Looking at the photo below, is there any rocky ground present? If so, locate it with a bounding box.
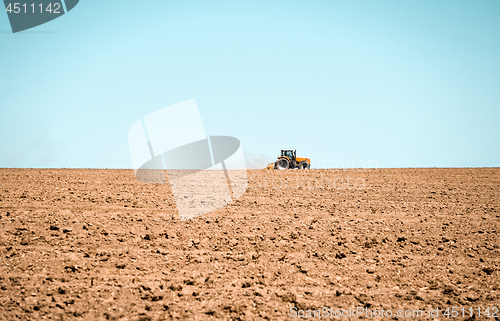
[0,168,499,320]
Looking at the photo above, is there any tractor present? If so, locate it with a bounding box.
[267,149,310,170]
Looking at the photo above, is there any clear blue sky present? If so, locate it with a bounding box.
[1,0,499,168]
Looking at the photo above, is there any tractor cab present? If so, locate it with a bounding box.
[281,149,296,159]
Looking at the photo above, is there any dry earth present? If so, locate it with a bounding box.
[0,168,499,320]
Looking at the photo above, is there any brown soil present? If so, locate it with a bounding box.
[0,168,499,320]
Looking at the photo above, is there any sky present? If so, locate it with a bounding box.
[0,0,499,169]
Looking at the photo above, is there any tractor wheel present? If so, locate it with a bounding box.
[276,158,289,170]
[299,161,310,169]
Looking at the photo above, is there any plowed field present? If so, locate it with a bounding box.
[0,168,499,320]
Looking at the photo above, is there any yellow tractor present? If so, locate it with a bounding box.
[267,149,311,170]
